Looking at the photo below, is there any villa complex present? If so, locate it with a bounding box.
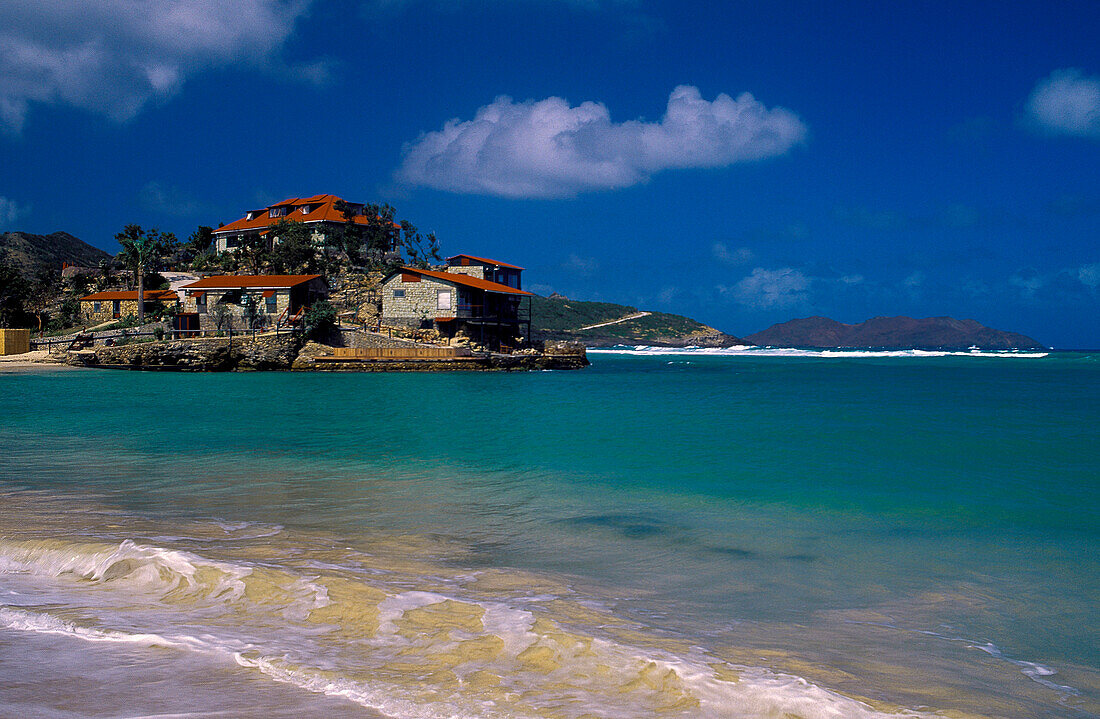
[212,195,385,253]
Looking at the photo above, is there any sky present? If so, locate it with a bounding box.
[1,0,1098,347]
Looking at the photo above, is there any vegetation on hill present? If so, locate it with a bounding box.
[0,231,110,278]
[529,295,742,347]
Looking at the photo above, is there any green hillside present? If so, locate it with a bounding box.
[0,231,111,278]
[529,295,743,347]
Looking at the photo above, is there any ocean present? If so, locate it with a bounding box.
[0,349,1097,718]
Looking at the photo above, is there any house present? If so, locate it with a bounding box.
[381,266,532,349]
[179,275,327,330]
[213,194,390,253]
[444,255,523,289]
[79,289,179,324]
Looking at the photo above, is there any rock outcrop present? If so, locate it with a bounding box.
[67,334,588,371]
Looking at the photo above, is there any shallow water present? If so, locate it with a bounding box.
[1,351,1097,717]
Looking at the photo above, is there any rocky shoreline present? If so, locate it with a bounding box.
[64,335,588,372]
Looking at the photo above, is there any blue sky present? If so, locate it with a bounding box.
[2,0,1098,346]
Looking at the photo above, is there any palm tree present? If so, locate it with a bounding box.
[115,225,174,325]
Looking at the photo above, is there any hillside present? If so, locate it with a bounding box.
[746,316,1044,350]
[0,231,111,277]
[530,295,743,347]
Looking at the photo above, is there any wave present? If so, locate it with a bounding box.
[588,345,1050,358]
[0,534,935,719]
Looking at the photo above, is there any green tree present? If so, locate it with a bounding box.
[236,232,269,274]
[187,225,214,254]
[0,255,31,328]
[399,221,441,269]
[302,299,337,341]
[360,203,402,268]
[115,225,174,324]
[269,219,318,274]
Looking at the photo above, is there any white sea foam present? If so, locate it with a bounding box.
[588,345,1049,358]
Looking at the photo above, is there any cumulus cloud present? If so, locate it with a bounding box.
[712,242,753,265]
[563,253,599,276]
[0,196,29,227]
[1024,69,1100,138]
[0,1,312,132]
[1079,263,1100,289]
[139,181,201,216]
[720,267,810,310]
[396,85,807,198]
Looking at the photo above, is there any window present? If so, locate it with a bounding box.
[393,289,405,298]
[268,206,287,218]
[246,211,257,220]
[265,294,277,313]
[299,204,311,214]
[112,300,121,318]
[226,235,239,249]
[437,291,452,311]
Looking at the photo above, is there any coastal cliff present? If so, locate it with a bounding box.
[746,316,1045,350]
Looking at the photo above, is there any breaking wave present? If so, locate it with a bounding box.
[589,345,1050,358]
[0,532,934,719]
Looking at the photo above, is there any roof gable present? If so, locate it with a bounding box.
[181,274,322,290]
[387,267,531,295]
[446,254,524,270]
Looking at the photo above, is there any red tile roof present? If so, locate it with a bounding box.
[447,254,525,270]
[395,267,531,295]
[181,275,322,290]
[80,289,178,302]
[214,195,383,234]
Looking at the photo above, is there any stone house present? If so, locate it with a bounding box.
[380,266,532,349]
[212,194,391,253]
[79,289,179,324]
[179,275,327,330]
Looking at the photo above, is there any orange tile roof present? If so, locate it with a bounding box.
[395,267,531,295]
[214,195,384,234]
[80,289,178,302]
[181,275,322,290]
[447,254,525,270]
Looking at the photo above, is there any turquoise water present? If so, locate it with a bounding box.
[0,351,1097,717]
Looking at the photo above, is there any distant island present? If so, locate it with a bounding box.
[745,315,1045,350]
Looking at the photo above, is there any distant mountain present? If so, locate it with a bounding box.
[746,316,1045,350]
[530,295,744,347]
[0,231,111,278]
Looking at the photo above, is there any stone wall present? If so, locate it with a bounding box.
[346,329,437,349]
[81,298,178,325]
[381,274,456,325]
[444,266,485,280]
[183,290,292,330]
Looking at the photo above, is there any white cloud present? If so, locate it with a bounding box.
[1025,68,1100,138]
[903,271,925,289]
[720,267,810,309]
[0,1,312,132]
[397,85,807,198]
[1079,263,1100,289]
[139,181,201,216]
[712,242,754,265]
[0,196,29,227]
[563,253,599,276]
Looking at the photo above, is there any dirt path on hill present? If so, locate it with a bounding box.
[577,312,651,331]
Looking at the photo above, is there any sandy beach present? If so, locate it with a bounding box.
[0,350,72,373]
